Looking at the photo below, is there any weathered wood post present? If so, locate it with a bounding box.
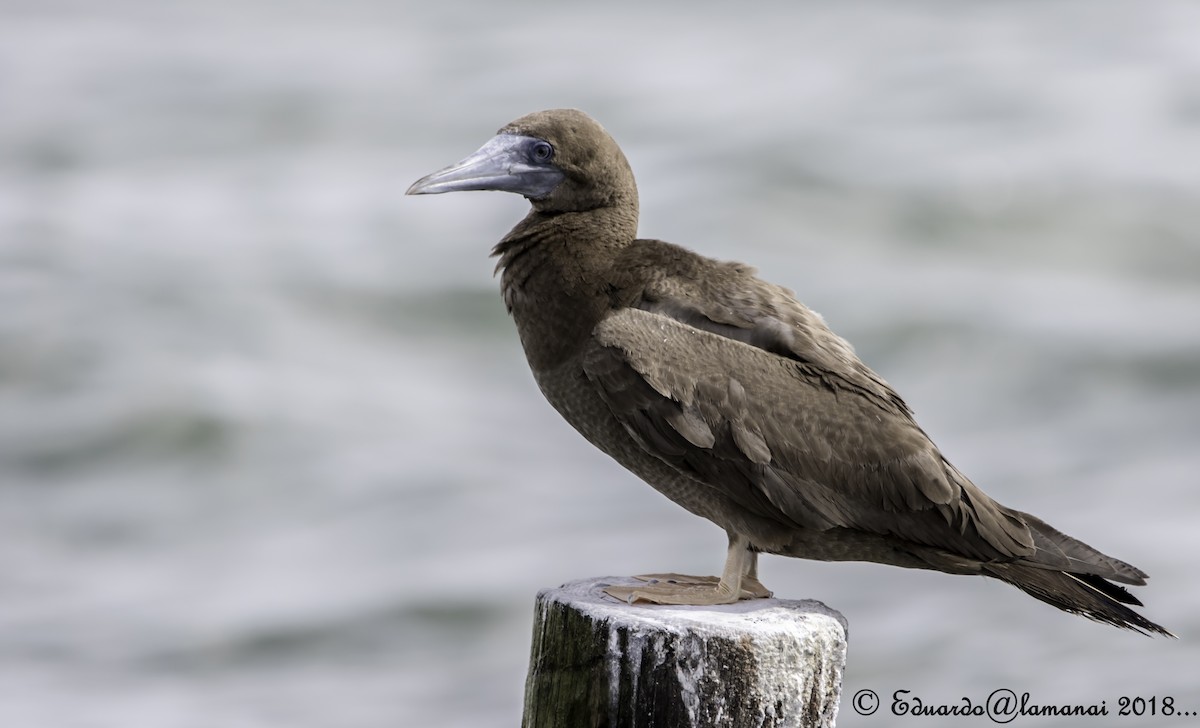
[522,577,848,728]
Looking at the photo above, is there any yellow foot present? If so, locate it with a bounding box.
[603,573,773,606]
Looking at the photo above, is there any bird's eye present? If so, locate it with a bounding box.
[531,141,554,163]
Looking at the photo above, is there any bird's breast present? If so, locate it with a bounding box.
[530,357,701,507]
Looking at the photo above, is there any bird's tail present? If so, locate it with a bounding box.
[983,511,1173,637]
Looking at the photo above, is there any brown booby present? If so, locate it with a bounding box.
[408,109,1170,635]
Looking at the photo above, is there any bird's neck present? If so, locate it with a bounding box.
[490,206,637,371]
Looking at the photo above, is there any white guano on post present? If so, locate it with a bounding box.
[522,577,849,728]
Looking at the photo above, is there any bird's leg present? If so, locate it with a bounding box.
[741,549,773,599]
[602,532,772,605]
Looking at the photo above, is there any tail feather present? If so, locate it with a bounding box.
[1015,510,1148,585]
[1074,572,1142,607]
[984,562,1172,637]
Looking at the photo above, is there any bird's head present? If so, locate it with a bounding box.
[407,108,636,214]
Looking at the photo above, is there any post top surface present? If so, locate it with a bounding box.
[539,576,849,639]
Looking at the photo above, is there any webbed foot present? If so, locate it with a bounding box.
[603,572,772,605]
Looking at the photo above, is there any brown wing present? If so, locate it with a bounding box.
[585,296,1037,563]
[621,239,907,412]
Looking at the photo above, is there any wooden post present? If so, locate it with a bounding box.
[522,577,848,728]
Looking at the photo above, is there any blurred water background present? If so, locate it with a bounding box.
[3,1,1199,726]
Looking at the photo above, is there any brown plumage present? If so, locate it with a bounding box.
[408,108,1170,636]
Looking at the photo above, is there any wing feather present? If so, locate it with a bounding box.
[585,265,1036,561]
